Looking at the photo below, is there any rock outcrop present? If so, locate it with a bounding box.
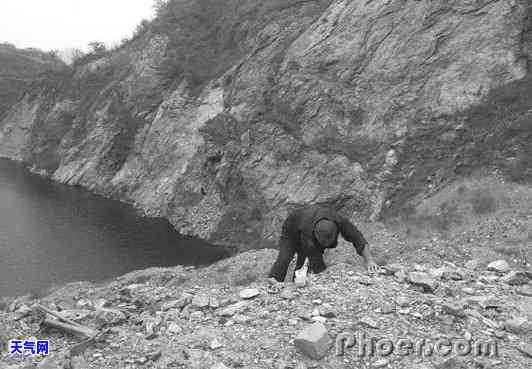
[0,0,531,247]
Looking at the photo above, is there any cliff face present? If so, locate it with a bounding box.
[0,0,531,248]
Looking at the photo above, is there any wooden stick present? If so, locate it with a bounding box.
[70,337,96,357]
[42,318,98,339]
[34,304,86,328]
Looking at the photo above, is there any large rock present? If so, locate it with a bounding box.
[504,317,531,335]
[487,260,510,273]
[239,288,260,300]
[192,294,210,309]
[294,323,331,360]
[408,272,439,293]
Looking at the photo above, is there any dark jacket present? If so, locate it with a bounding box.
[280,205,367,255]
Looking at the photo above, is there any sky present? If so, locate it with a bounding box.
[0,0,156,52]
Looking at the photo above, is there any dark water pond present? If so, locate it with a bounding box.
[0,158,231,297]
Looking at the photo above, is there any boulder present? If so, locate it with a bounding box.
[487,260,510,273]
[516,286,532,297]
[408,272,439,293]
[504,317,530,335]
[294,323,331,360]
[192,294,210,309]
[239,288,260,300]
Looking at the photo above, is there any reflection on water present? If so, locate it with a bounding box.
[0,159,231,297]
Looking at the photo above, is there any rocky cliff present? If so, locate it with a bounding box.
[0,0,531,248]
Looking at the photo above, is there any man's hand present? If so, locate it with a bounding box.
[361,245,379,274]
[366,260,379,274]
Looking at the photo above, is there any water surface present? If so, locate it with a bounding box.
[0,158,231,297]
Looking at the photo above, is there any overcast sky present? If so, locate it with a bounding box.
[0,0,155,51]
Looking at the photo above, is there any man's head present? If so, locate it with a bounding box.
[313,219,338,248]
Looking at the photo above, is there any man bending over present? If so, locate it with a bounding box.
[268,205,378,282]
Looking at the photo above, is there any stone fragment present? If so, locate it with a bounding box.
[396,296,410,307]
[75,299,94,310]
[14,304,32,320]
[217,301,249,317]
[37,356,61,369]
[501,271,529,286]
[429,267,448,280]
[465,259,480,270]
[280,288,295,300]
[145,316,162,339]
[487,260,510,273]
[190,311,205,322]
[504,317,530,334]
[394,269,408,282]
[211,364,231,369]
[517,343,532,357]
[380,302,394,314]
[373,358,389,368]
[441,301,466,318]
[408,272,438,293]
[70,355,89,369]
[95,307,126,325]
[146,349,162,361]
[210,338,223,350]
[384,263,405,274]
[312,316,327,324]
[58,309,92,322]
[192,294,210,308]
[516,286,532,297]
[209,296,220,308]
[319,305,336,318]
[167,323,182,335]
[176,293,193,308]
[294,323,331,360]
[233,314,251,324]
[480,275,499,284]
[239,288,260,299]
[434,357,468,369]
[360,317,379,329]
[161,300,181,311]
